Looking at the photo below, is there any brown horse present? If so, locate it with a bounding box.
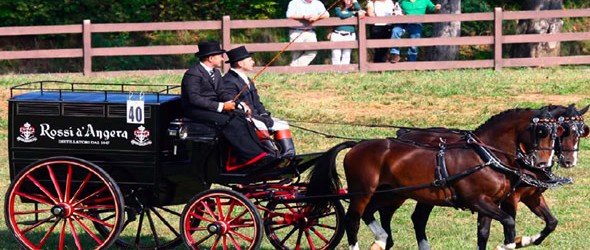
[306,107,562,250]
[362,104,588,250]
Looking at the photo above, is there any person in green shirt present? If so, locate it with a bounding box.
[330,0,365,65]
[389,0,441,63]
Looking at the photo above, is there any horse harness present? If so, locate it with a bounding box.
[424,125,569,209]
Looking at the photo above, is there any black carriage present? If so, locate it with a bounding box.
[5,81,345,250]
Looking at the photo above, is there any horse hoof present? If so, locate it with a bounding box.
[494,243,516,250]
[515,236,523,248]
[370,242,384,250]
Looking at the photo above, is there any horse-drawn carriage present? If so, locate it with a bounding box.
[5,80,589,250]
[5,81,344,249]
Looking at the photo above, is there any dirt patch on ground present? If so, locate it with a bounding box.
[514,94,586,105]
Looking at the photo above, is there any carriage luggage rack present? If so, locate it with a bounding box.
[10,80,180,102]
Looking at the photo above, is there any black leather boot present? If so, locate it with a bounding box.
[276,138,296,157]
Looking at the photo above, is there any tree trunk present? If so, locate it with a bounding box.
[509,0,563,58]
[427,0,461,61]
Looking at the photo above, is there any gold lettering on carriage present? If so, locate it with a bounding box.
[39,123,129,141]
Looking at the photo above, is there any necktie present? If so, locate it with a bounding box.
[209,70,215,81]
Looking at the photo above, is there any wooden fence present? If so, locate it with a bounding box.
[0,7,589,76]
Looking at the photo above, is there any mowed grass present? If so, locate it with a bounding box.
[1,67,590,249]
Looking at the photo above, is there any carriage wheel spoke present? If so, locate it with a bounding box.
[305,229,316,250]
[228,209,249,224]
[70,172,93,203]
[59,219,67,250]
[25,175,59,204]
[74,211,113,228]
[146,209,162,246]
[295,227,304,249]
[73,186,108,206]
[46,165,65,202]
[36,217,61,248]
[14,208,50,215]
[73,215,104,244]
[216,196,225,221]
[15,191,53,205]
[65,165,73,202]
[21,215,57,234]
[280,226,299,245]
[228,228,253,242]
[228,234,243,250]
[68,218,83,250]
[210,235,221,249]
[151,207,180,237]
[309,226,330,243]
[134,208,146,246]
[313,223,337,230]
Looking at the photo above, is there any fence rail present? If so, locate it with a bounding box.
[0,7,589,75]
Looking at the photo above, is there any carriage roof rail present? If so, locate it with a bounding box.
[10,80,181,102]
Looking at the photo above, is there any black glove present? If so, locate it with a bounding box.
[256,114,274,128]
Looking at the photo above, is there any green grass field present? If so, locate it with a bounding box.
[1,67,589,249]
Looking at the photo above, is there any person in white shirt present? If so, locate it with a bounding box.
[286,0,330,66]
[366,0,395,62]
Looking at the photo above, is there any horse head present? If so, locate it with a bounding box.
[554,104,589,168]
[475,107,562,169]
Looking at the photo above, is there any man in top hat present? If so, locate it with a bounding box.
[181,41,277,169]
[221,46,296,157]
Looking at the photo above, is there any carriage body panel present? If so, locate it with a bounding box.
[8,83,210,206]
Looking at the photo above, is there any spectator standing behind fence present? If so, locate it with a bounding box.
[331,0,365,65]
[389,0,441,63]
[366,0,395,63]
[286,0,329,66]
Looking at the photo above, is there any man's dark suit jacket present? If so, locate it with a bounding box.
[181,63,223,112]
[221,70,274,127]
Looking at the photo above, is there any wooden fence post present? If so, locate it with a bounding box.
[358,15,367,73]
[83,19,92,75]
[494,7,503,71]
[222,15,231,72]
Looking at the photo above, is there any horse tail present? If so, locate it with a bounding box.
[306,140,358,213]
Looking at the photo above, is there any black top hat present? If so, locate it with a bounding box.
[226,46,253,64]
[195,41,226,58]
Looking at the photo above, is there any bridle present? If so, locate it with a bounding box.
[516,116,562,169]
[555,116,588,154]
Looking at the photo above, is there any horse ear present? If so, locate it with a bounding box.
[578,105,590,116]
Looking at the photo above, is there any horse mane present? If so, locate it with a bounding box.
[474,108,535,134]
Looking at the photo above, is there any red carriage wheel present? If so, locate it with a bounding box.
[180,189,263,250]
[263,200,345,250]
[4,157,125,250]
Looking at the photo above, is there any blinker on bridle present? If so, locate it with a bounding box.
[517,117,561,168]
[556,116,589,153]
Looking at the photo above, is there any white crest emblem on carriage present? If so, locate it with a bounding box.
[17,122,37,143]
[131,125,152,146]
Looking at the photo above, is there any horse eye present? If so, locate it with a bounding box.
[535,126,549,138]
[582,125,590,138]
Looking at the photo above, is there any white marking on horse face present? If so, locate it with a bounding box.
[572,141,579,166]
[546,140,555,167]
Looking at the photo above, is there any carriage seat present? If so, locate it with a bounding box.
[168,118,220,143]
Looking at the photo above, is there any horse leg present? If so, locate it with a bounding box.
[516,194,556,248]
[477,214,493,250]
[346,195,374,250]
[361,196,404,250]
[472,200,517,250]
[412,203,434,250]
[379,208,395,250]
